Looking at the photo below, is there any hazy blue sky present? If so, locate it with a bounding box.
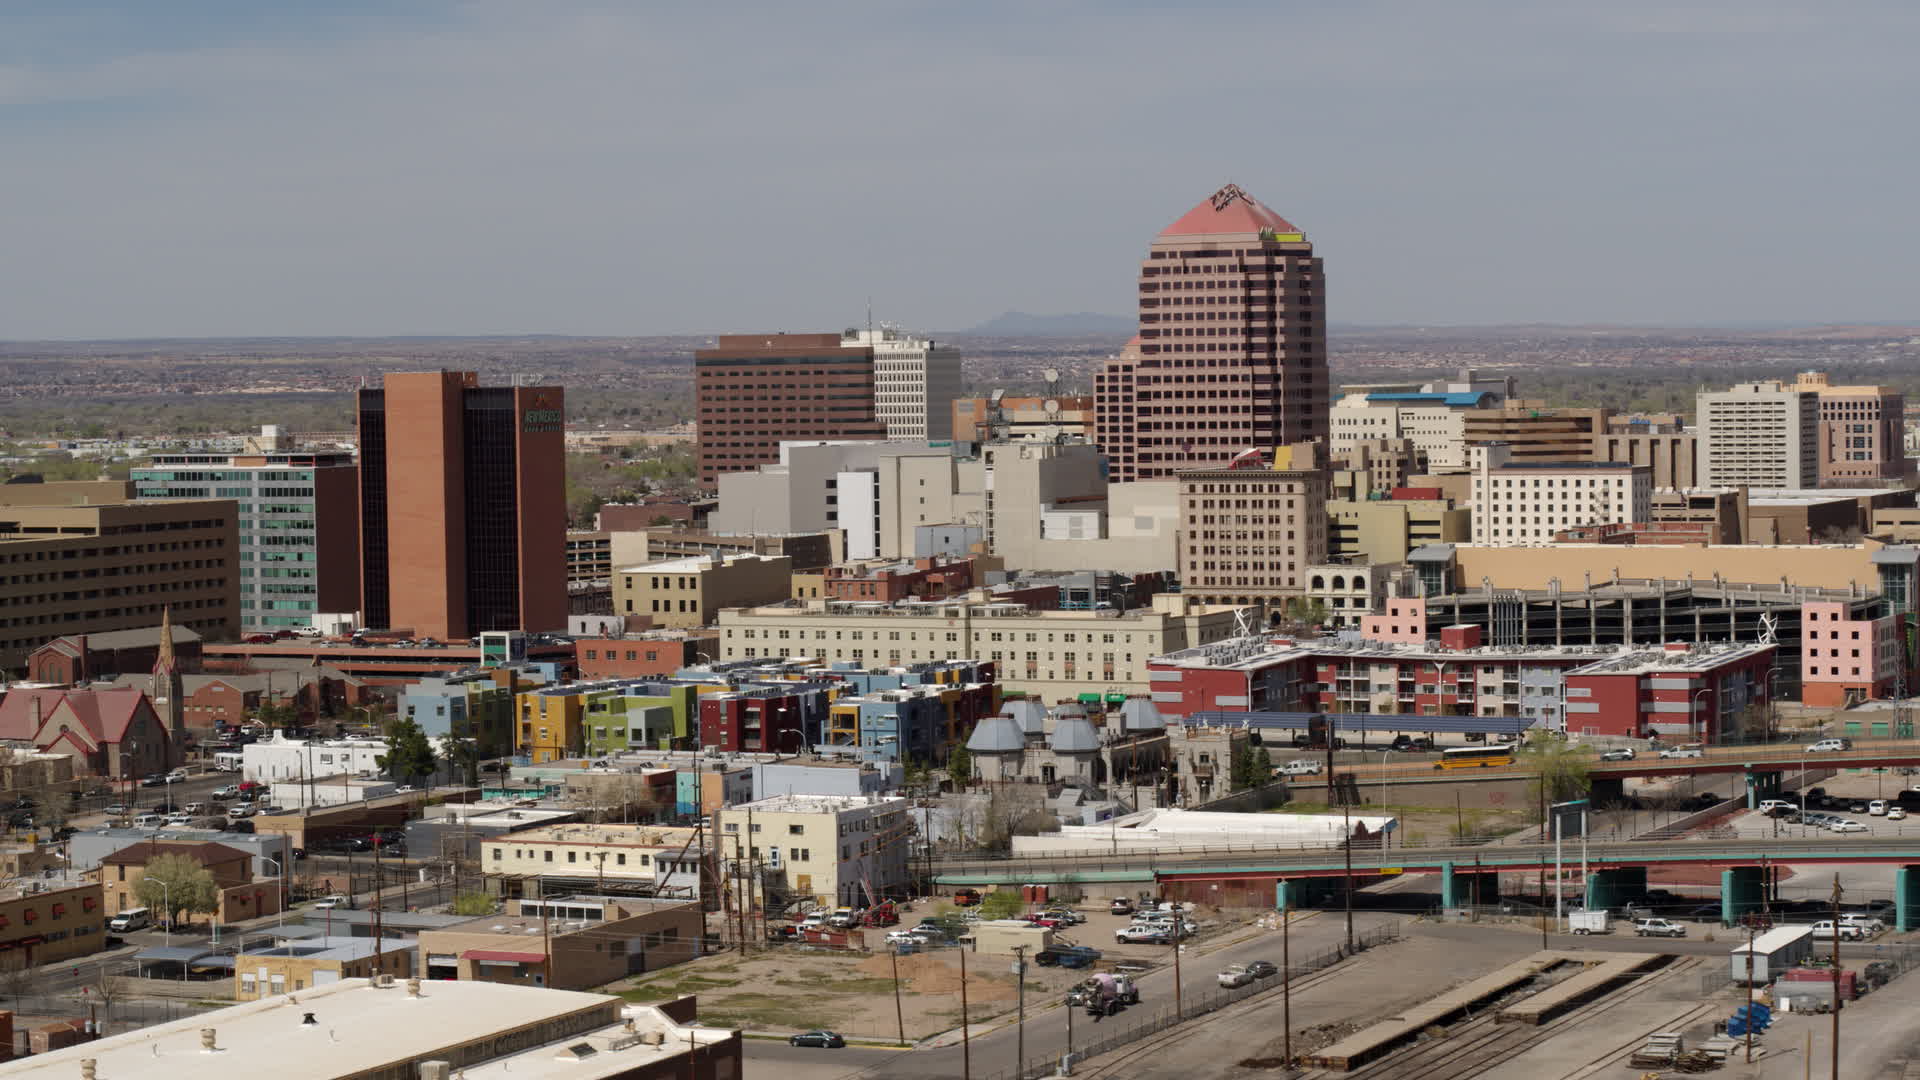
[4,2,1917,338]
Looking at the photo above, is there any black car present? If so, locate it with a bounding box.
[789,1030,845,1049]
[140,776,167,788]
[1247,960,1279,978]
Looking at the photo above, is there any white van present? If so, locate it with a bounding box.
[1279,760,1323,776]
[109,908,151,933]
[132,814,163,828]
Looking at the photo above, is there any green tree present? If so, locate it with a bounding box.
[377,718,438,785]
[135,853,221,928]
[443,737,482,787]
[451,892,498,916]
[1516,730,1591,814]
[946,743,973,787]
[255,700,300,729]
[978,889,1026,920]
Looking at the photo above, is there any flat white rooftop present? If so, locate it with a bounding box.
[0,978,655,1079]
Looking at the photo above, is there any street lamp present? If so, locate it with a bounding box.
[159,880,172,948]
[262,856,285,933]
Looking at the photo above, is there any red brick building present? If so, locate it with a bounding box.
[1095,184,1330,483]
[26,624,203,686]
[823,557,976,603]
[577,631,719,681]
[356,371,567,640]
[0,687,173,779]
[698,687,810,754]
[695,333,885,487]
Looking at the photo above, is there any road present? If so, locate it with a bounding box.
[742,911,1399,1080]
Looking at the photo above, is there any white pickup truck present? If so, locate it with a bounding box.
[1217,964,1255,989]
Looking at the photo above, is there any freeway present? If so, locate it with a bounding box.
[932,836,1920,884]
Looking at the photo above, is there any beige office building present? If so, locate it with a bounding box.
[1470,445,1651,546]
[1699,380,1819,489]
[615,553,793,629]
[1177,443,1329,607]
[0,489,239,667]
[717,593,1250,697]
[1328,498,1471,563]
[481,823,708,899]
[713,793,911,909]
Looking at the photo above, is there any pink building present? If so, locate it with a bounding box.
[1361,596,1428,644]
[1095,184,1329,483]
[1800,600,1907,707]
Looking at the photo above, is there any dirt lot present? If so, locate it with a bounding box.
[611,900,1247,1041]
[612,937,1101,1040]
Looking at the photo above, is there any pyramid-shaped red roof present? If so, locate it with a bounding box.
[1159,184,1299,238]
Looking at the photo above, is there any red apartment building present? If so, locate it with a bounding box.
[695,333,885,487]
[697,687,810,754]
[356,372,567,640]
[1096,184,1329,483]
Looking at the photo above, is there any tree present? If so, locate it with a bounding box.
[978,889,1026,920]
[255,700,300,729]
[567,773,665,824]
[1516,730,1591,815]
[451,892,498,916]
[946,743,973,787]
[377,718,438,785]
[443,737,482,788]
[135,853,220,928]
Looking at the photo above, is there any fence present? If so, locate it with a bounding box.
[842,921,1401,1080]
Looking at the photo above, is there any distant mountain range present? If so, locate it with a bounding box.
[963,311,1135,336]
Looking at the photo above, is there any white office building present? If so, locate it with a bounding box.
[1470,444,1651,546]
[843,326,963,443]
[1699,380,1820,489]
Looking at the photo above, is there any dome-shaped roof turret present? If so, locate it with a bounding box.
[1001,699,1048,737]
[1049,712,1101,754]
[966,714,1027,753]
[1117,697,1164,733]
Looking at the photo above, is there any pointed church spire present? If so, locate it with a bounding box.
[155,605,176,675]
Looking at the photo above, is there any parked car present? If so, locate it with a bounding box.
[1870,800,1889,816]
[211,786,239,800]
[1246,960,1279,978]
[1658,746,1704,759]
[1116,925,1171,945]
[1805,738,1853,753]
[1890,807,1908,821]
[1757,799,1797,815]
[1598,748,1636,762]
[1830,819,1869,834]
[1633,918,1687,938]
[1217,964,1256,988]
[1043,908,1086,925]
[1840,913,1885,934]
[103,804,129,816]
[1848,801,1870,814]
[1109,897,1135,916]
[1812,920,1865,942]
[885,930,932,946]
[310,894,352,910]
[788,1030,845,1049]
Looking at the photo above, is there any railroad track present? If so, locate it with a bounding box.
[1322,955,1710,1080]
[1070,955,1359,1080]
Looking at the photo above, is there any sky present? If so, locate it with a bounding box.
[3,1,1918,339]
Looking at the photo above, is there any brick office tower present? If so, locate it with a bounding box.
[695,332,886,487]
[1096,184,1329,483]
[357,371,567,640]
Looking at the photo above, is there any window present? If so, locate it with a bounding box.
[788,824,804,835]
[544,851,554,862]
[492,848,502,860]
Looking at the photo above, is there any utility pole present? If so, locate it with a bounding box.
[372,835,384,974]
[1830,873,1842,1080]
[1172,927,1184,1019]
[1745,919,1756,1064]
[1538,783,1549,948]
[1343,788,1354,953]
[889,946,907,1048]
[958,944,972,1080]
[1012,944,1027,1075]
[1282,899,1292,1068]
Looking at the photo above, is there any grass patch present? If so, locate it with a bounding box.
[617,972,745,1001]
[773,976,902,994]
[700,993,845,1031]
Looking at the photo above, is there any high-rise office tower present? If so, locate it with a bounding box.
[695,332,886,486]
[842,325,962,443]
[1096,184,1328,483]
[132,426,360,632]
[1698,380,1819,489]
[1793,371,1912,488]
[356,371,566,640]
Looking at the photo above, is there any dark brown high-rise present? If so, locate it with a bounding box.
[357,371,566,640]
[695,332,885,486]
[1096,184,1329,482]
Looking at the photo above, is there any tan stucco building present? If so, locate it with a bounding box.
[418,896,703,989]
[0,881,107,971]
[713,794,911,910]
[481,823,709,901]
[615,553,793,628]
[718,593,1250,698]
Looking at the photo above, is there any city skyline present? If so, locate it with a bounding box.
[5,4,1919,338]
